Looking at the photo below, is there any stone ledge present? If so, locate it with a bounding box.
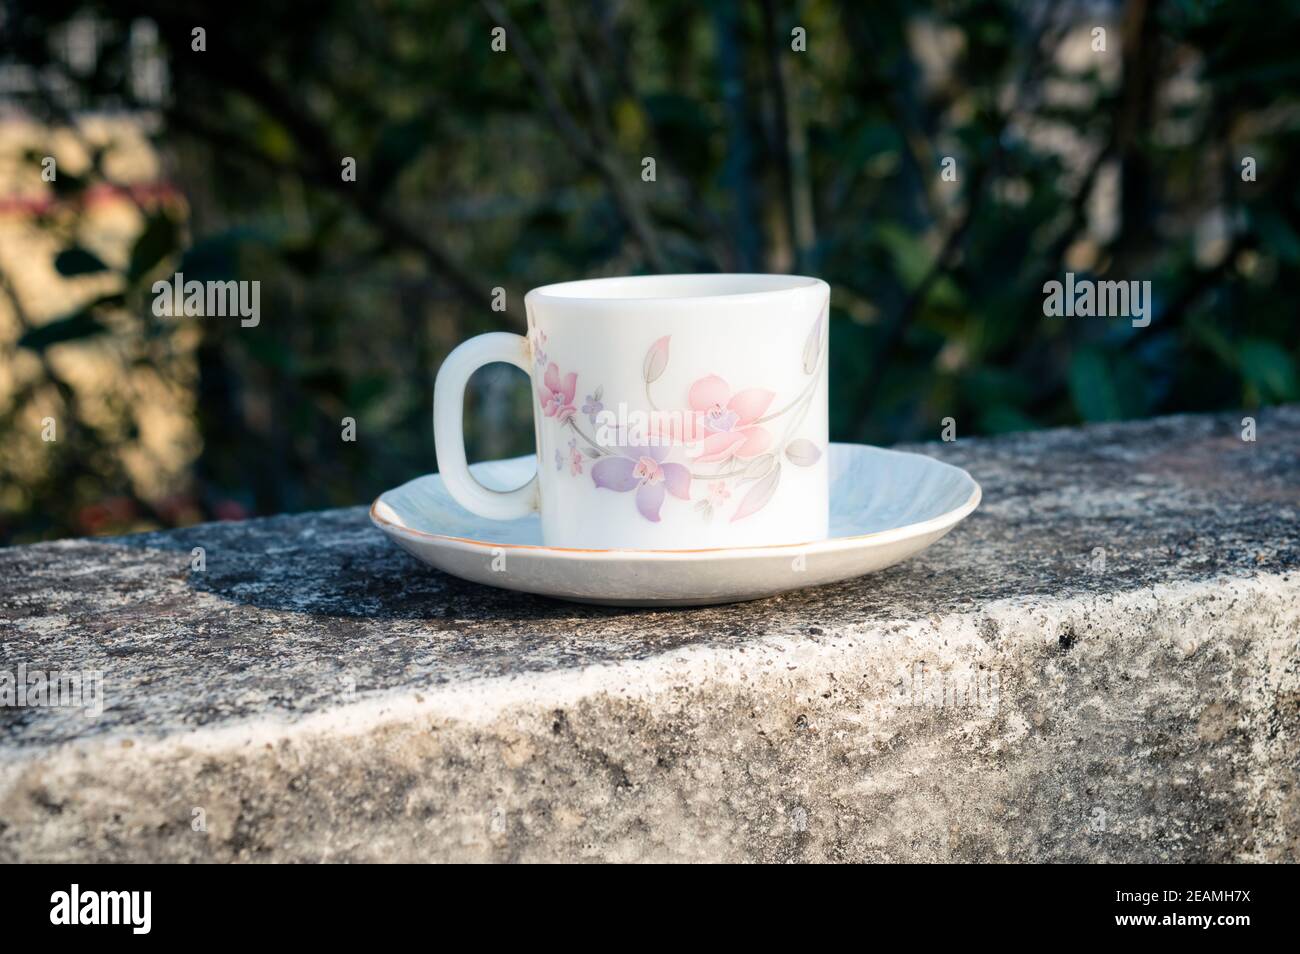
[1,407,1297,861]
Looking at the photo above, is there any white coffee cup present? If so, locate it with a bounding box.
[433,274,830,550]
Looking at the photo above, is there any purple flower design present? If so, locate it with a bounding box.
[703,406,741,433]
[590,444,691,522]
[582,391,604,425]
[529,328,548,370]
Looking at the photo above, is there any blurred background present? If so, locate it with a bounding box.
[0,0,1296,543]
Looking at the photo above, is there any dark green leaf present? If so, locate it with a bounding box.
[127,213,180,283]
[348,374,389,410]
[1238,339,1298,401]
[1252,210,1300,265]
[371,117,432,194]
[1069,347,1124,422]
[17,311,109,353]
[54,246,110,277]
[48,169,86,199]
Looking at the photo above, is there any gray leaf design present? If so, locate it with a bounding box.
[802,307,826,374]
[740,453,777,482]
[731,464,780,522]
[643,335,670,383]
[785,439,822,467]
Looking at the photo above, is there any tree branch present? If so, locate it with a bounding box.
[481,0,671,272]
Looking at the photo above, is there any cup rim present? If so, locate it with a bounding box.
[527,272,825,306]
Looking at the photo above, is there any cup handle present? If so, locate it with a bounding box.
[433,332,539,521]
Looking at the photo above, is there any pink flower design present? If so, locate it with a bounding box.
[687,374,775,462]
[706,480,732,507]
[591,444,691,522]
[568,438,584,476]
[538,362,577,422]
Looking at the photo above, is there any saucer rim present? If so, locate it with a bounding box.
[370,444,981,562]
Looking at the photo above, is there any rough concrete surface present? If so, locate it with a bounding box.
[1,407,1297,862]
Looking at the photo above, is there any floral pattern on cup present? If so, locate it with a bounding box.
[537,362,577,423]
[688,375,774,462]
[582,387,604,425]
[693,479,734,522]
[591,443,691,522]
[528,327,549,371]
[566,438,584,476]
[530,306,827,524]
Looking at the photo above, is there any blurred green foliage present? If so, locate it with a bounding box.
[0,0,1297,542]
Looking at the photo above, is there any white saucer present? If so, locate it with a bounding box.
[370,443,980,606]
